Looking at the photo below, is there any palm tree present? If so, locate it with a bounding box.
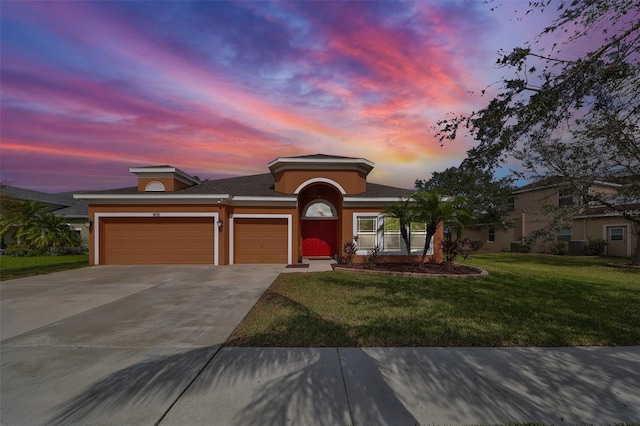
[24,213,81,252]
[0,200,80,253]
[384,197,415,268]
[0,200,49,248]
[411,190,471,267]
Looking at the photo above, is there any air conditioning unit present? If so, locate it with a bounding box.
[568,240,587,256]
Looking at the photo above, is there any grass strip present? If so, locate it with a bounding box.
[0,255,89,281]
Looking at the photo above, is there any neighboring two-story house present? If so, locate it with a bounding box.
[465,177,638,258]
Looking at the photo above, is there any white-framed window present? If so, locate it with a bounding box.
[410,222,427,249]
[488,226,495,242]
[353,213,433,255]
[609,227,625,241]
[383,217,401,250]
[302,200,337,219]
[557,227,572,242]
[356,216,378,251]
[558,187,573,207]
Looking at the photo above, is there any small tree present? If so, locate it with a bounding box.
[383,197,415,269]
[411,190,471,267]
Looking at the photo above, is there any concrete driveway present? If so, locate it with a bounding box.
[0,264,283,426]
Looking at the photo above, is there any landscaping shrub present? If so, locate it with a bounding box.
[586,239,607,256]
[341,240,357,265]
[442,237,470,262]
[551,242,568,256]
[364,245,380,269]
[469,240,484,251]
[442,236,470,270]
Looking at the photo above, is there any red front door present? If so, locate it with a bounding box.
[301,220,337,257]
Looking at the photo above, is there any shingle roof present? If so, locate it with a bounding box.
[177,173,413,197]
[513,175,633,193]
[1,185,70,207]
[180,174,278,196]
[350,183,413,198]
[78,173,413,198]
[1,185,88,217]
[79,186,139,195]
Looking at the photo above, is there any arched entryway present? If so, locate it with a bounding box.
[301,200,338,257]
[298,183,342,258]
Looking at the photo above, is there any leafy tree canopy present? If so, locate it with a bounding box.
[416,166,514,230]
[437,0,640,263]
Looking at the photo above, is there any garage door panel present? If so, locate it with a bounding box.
[102,217,214,264]
[234,218,288,263]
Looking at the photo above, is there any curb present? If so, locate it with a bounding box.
[333,264,488,278]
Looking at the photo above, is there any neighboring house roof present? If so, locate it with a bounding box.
[51,199,89,218]
[513,176,627,194]
[1,185,69,208]
[1,185,88,218]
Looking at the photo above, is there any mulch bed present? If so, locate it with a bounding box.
[333,262,484,276]
[285,263,310,269]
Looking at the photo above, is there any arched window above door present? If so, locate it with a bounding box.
[302,200,337,219]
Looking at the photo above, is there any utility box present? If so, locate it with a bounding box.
[568,240,587,256]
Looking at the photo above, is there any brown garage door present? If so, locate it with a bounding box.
[234,218,288,263]
[101,217,215,264]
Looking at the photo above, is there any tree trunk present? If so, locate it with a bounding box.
[401,228,413,269]
[420,223,439,267]
[419,235,431,268]
[631,224,640,266]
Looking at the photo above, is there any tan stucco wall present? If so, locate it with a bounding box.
[467,215,637,258]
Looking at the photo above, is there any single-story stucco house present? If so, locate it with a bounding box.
[75,154,442,265]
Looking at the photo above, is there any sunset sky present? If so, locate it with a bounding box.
[1,1,556,192]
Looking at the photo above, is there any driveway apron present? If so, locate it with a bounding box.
[0,264,282,426]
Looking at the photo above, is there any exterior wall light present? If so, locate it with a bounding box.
[84,219,93,230]
[217,218,223,229]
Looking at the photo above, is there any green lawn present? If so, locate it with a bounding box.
[227,253,640,347]
[0,255,89,281]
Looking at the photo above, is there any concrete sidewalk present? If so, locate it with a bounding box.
[280,258,335,273]
[159,346,640,425]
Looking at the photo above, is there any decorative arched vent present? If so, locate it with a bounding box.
[145,181,166,192]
